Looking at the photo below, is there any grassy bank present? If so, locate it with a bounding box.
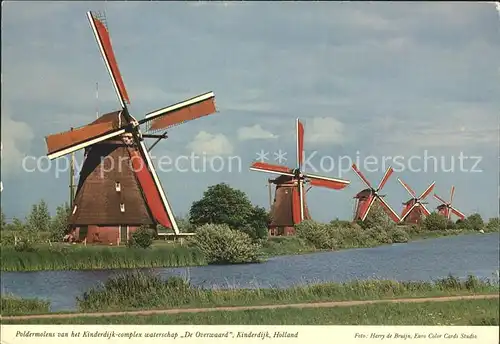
[0,244,206,272]
[72,271,499,313]
[1,229,496,271]
[3,298,498,325]
[1,295,50,316]
[261,228,496,257]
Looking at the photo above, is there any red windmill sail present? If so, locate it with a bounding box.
[434,186,466,221]
[250,118,350,235]
[351,164,400,223]
[398,178,435,224]
[44,11,218,243]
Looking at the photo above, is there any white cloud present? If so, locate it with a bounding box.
[237,124,278,141]
[1,110,35,177]
[305,117,346,145]
[186,131,234,156]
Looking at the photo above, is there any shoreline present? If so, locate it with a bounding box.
[1,230,497,272]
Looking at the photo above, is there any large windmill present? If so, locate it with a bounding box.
[351,164,400,223]
[398,178,435,224]
[45,11,217,244]
[249,118,350,236]
[434,186,466,221]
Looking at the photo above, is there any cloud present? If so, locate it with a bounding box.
[237,124,278,141]
[1,110,35,177]
[305,117,346,145]
[186,131,234,156]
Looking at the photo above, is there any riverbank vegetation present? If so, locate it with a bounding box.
[73,272,500,313]
[1,294,50,316]
[4,298,497,325]
[1,183,498,271]
[2,272,498,322]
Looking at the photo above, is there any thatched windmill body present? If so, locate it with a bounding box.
[351,164,400,223]
[398,178,435,224]
[434,186,466,221]
[250,118,350,236]
[45,11,217,244]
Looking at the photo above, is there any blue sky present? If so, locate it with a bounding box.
[1,1,499,222]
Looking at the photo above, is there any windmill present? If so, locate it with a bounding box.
[250,118,350,236]
[44,11,217,245]
[434,186,466,221]
[397,178,435,224]
[351,164,400,223]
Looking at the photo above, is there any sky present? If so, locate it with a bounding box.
[1,1,499,222]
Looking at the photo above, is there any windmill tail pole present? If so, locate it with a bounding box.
[268,179,273,210]
[69,128,75,208]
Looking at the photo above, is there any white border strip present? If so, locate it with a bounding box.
[298,179,304,221]
[249,167,295,178]
[305,173,350,185]
[361,195,377,221]
[145,92,215,120]
[418,181,436,199]
[48,129,126,160]
[137,140,179,235]
[377,166,393,190]
[87,11,125,109]
[398,178,416,198]
[379,196,401,222]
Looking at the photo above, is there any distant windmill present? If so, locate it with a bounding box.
[434,186,466,221]
[351,164,400,223]
[398,178,435,224]
[250,118,350,236]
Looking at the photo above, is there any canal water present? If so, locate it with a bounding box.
[1,233,498,312]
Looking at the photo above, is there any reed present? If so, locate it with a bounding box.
[76,271,499,312]
[1,294,50,316]
[0,245,207,271]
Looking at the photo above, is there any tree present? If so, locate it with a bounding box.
[423,212,448,231]
[189,183,268,239]
[50,202,71,241]
[241,206,270,240]
[465,213,484,231]
[26,199,51,232]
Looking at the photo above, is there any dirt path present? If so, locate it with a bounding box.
[2,294,498,321]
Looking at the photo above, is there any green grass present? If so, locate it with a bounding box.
[3,299,498,325]
[263,229,494,257]
[1,294,50,316]
[0,245,207,272]
[74,271,499,313]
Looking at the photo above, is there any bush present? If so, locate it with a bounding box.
[486,217,499,232]
[128,226,155,249]
[358,202,395,229]
[295,220,338,249]
[387,227,410,243]
[423,212,448,231]
[189,223,261,264]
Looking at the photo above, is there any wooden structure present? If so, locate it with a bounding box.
[351,164,400,223]
[250,118,350,236]
[434,186,466,221]
[45,11,217,244]
[398,178,435,224]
